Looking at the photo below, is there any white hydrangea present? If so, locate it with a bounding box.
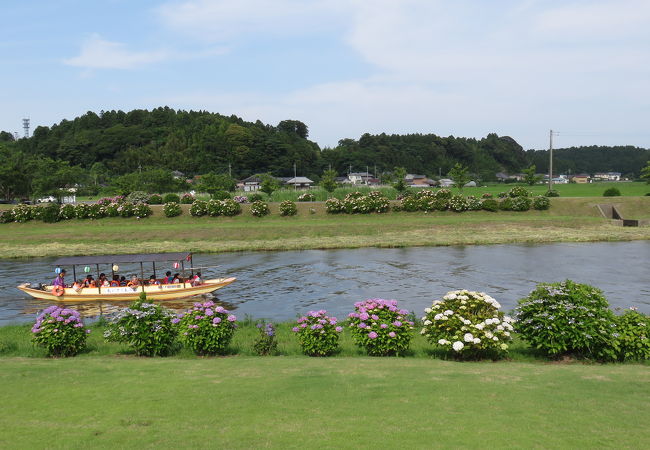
[438,339,450,345]
[424,307,432,313]
[473,338,481,344]
[485,318,494,325]
[500,343,508,350]
[434,314,443,320]
[475,323,485,330]
[497,325,504,331]
[452,341,464,351]
[463,319,471,325]
[443,310,453,316]
[484,331,493,339]
[424,320,432,326]
[463,333,474,342]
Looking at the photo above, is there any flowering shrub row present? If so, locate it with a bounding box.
[325,191,390,214]
[0,202,153,223]
[189,199,242,217]
[396,188,549,213]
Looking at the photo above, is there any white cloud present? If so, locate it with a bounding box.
[64,34,169,69]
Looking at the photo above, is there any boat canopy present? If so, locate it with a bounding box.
[53,252,192,266]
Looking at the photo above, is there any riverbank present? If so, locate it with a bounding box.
[1,197,649,258]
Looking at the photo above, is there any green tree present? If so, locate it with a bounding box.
[448,163,470,191]
[641,160,650,184]
[260,174,280,197]
[112,169,183,195]
[392,167,408,192]
[320,169,338,194]
[90,162,109,187]
[0,146,30,200]
[522,165,542,186]
[196,173,236,195]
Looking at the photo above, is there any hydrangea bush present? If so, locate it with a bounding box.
[508,186,530,197]
[104,298,177,356]
[118,202,136,218]
[292,310,342,356]
[612,309,650,361]
[297,192,316,202]
[279,200,298,216]
[148,194,163,204]
[348,299,414,356]
[31,306,89,357]
[325,197,344,214]
[515,280,617,360]
[180,193,195,204]
[133,203,153,218]
[233,195,248,204]
[421,290,513,359]
[59,203,76,220]
[190,200,208,216]
[163,202,182,217]
[250,201,270,217]
[532,196,550,210]
[176,301,237,355]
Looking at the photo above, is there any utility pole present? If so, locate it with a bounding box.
[366,165,369,185]
[293,162,297,190]
[228,162,232,177]
[548,129,554,191]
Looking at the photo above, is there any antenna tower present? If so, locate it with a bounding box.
[22,118,30,138]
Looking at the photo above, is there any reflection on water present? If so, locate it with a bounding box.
[1,241,649,324]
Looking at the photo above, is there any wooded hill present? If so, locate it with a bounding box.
[2,107,649,184]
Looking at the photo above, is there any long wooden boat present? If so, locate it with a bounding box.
[18,277,236,302]
[17,252,236,302]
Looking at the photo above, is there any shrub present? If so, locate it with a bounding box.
[97,195,124,205]
[465,195,482,211]
[176,301,237,355]
[103,202,120,217]
[279,200,297,216]
[189,200,208,217]
[103,297,177,356]
[180,193,195,204]
[250,201,270,217]
[343,192,374,214]
[348,299,414,356]
[0,210,13,223]
[508,186,530,197]
[481,192,493,199]
[252,322,278,356]
[12,204,33,222]
[325,197,344,214]
[515,280,616,360]
[297,192,316,202]
[545,190,560,197]
[400,196,421,212]
[612,309,649,361]
[126,191,149,204]
[74,203,91,219]
[532,195,550,210]
[148,194,163,204]
[59,204,76,220]
[367,191,390,213]
[447,195,468,212]
[233,195,248,203]
[206,199,222,216]
[481,198,499,212]
[509,196,532,211]
[88,203,105,220]
[603,187,621,197]
[421,290,513,359]
[39,203,61,223]
[163,202,182,217]
[163,193,181,203]
[220,199,242,216]
[499,197,513,211]
[248,193,264,202]
[292,310,342,356]
[133,203,153,218]
[118,202,135,218]
[31,306,89,357]
[434,188,453,200]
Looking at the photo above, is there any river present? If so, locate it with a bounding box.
[1,241,648,325]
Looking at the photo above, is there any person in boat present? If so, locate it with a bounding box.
[163,271,172,284]
[72,279,84,292]
[191,271,202,286]
[119,276,127,286]
[98,273,110,287]
[148,275,161,285]
[127,275,140,288]
[52,269,67,288]
[172,273,181,283]
[110,275,120,287]
[83,275,96,288]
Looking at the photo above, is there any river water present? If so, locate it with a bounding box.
[1,241,648,325]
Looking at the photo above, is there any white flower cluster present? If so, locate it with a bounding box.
[421,290,514,357]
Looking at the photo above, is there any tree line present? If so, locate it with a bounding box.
[0,107,648,200]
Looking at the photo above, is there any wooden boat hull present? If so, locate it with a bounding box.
[17,278,236,302]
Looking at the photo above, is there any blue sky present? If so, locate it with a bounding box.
[2,0,649,150]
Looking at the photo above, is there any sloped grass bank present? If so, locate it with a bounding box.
[0,356,648,448]
[0,197,648,258]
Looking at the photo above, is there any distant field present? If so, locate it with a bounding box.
[1,197,649,258]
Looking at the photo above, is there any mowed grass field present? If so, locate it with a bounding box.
[0,355,648,448]
[1,197,649,258]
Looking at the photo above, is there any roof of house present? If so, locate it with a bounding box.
[54,252,192,266]
[286,177,314,184]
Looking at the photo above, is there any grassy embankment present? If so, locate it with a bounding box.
[0,322,649,447]
[1,197,650,258]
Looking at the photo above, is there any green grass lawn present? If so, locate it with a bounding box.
[1,197,649,258]
[0,355,648,448]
